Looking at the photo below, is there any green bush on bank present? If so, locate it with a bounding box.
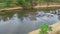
[39,23,52,34]
[0,0,60,9]
[0,3,7,9]
[0,3,16,9]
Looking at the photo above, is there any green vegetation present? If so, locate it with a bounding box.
[38,0,60,2]
[39,24,52,34]
[0,0,60,9]
[0,12,6,14]
[17,0,32,9]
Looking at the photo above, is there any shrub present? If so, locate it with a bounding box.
[0,3,7,9]
[39,23,52,34]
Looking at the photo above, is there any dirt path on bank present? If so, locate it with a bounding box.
[35,5,60,8]
[0,5,60,11]
[0,7,22,11]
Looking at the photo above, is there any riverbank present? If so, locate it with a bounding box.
[0,7,22,11]
[35,2,60,9]
[28,22,60,34]
[0,5,60,11]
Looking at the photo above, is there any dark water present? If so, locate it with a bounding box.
[0,10,60,34]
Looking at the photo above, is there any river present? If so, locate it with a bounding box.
[0,9,60,34]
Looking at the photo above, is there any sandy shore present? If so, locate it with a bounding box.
[0,4,60,11]
[28,22,60,34]
[0,7,22,11]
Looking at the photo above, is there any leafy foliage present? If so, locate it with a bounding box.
[0,0,60,9]
[39,24,52,34]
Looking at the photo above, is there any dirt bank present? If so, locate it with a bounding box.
[28,22,60,34]
[0,5,60,11]
[0,2,60,11]
[0,7,22,11]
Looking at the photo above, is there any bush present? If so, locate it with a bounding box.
[39,23,52,34]
[0,3,7,9]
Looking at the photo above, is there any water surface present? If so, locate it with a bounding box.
[0,10,60,34]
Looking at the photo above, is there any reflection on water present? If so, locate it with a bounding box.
[0,10,60,34]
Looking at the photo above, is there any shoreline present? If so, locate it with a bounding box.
[0,5,60,11]
[28,22,60,34]
[0,7,22,11]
